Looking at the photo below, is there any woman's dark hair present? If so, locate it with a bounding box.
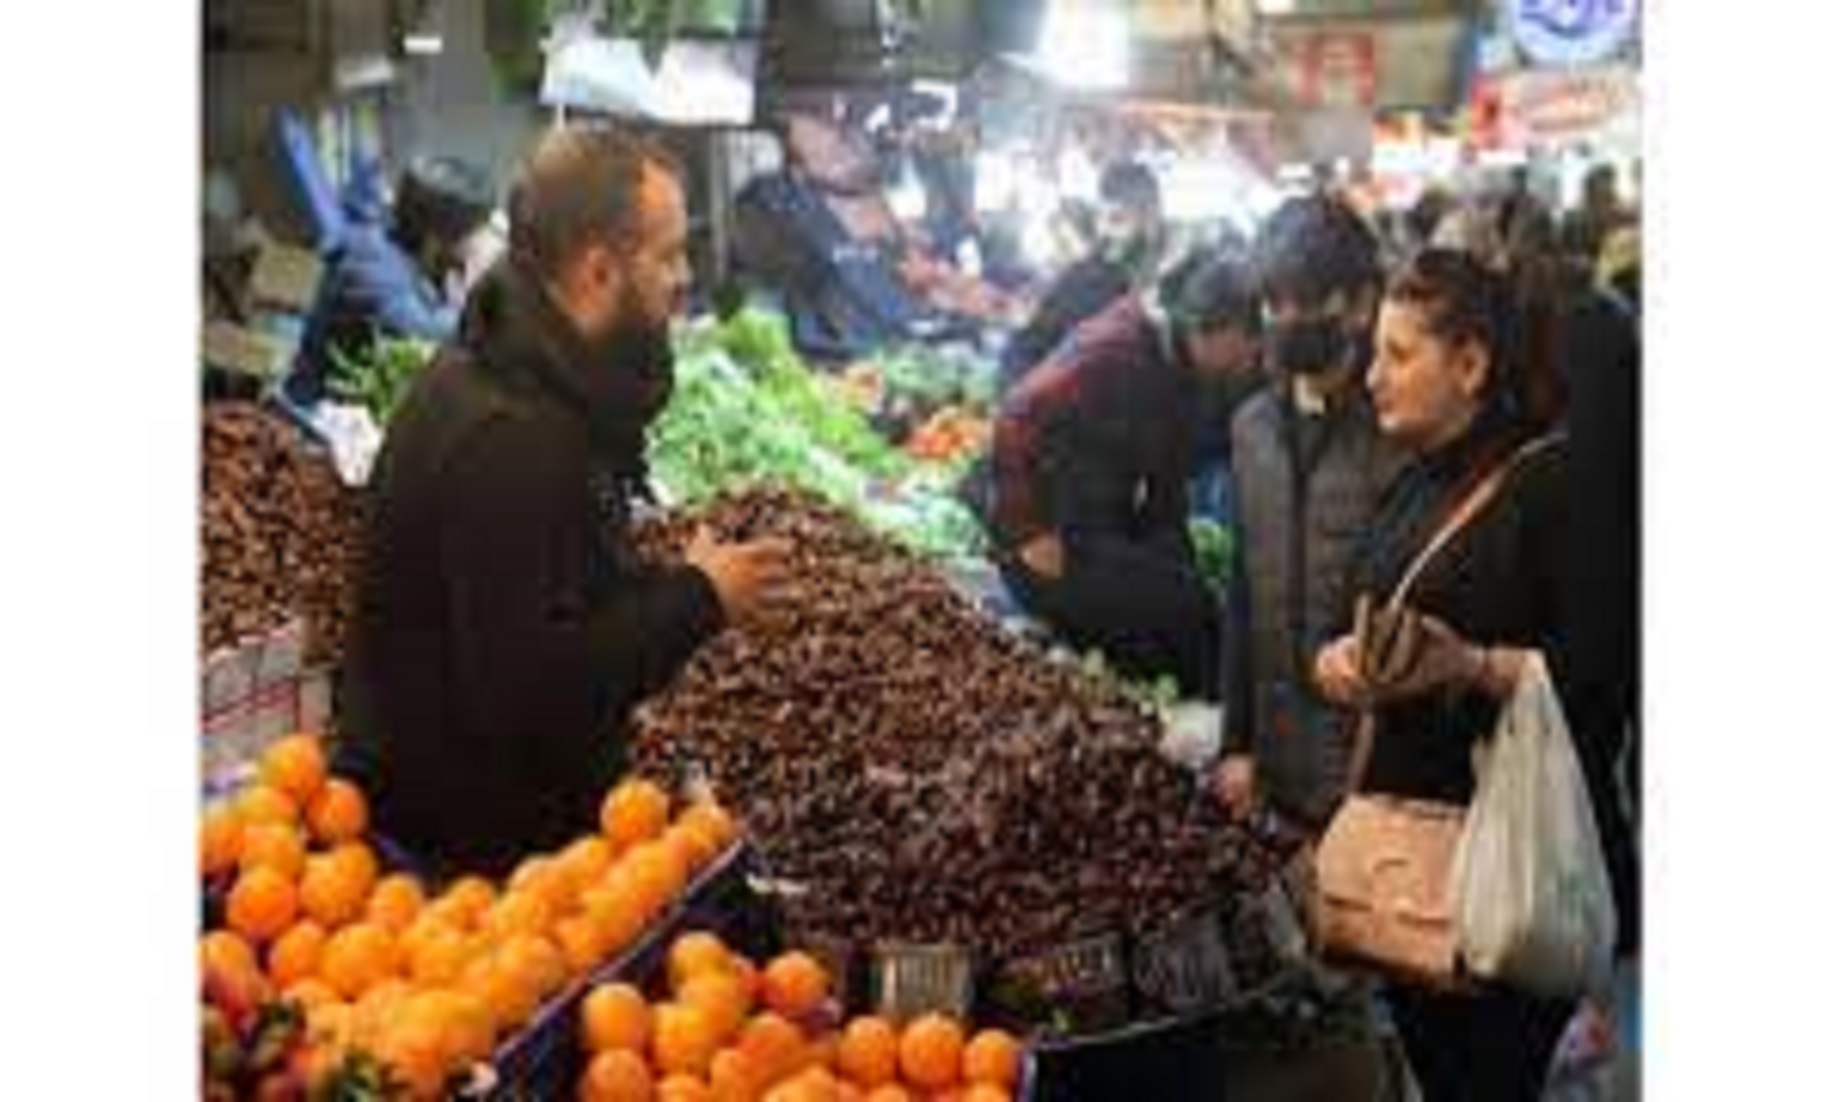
[1385,247,1566,430]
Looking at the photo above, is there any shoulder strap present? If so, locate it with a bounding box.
[1384,432,1562,611]
[1342,432,1561,794]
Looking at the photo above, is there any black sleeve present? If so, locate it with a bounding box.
[586,559,725,713]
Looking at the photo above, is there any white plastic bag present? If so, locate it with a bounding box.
[1453,653,1616,998]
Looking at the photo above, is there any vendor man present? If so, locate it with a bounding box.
[340,125,790,875]
[985,250,1264,697]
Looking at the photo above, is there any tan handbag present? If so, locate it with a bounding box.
[1310,435,1560,986]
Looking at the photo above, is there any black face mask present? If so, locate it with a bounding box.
[1270,317,1351,377]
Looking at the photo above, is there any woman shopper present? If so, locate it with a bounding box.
[1312,247,1608,1101]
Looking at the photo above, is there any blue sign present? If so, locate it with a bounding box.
[1510,0,1639,68]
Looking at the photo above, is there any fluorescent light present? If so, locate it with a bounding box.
[1257,0,1297,15]
[1031,2,1129,91]
[402,33,444,56]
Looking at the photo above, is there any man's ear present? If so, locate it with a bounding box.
[1455,338,1492,400]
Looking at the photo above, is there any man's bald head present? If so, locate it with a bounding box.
[507,124,682,281]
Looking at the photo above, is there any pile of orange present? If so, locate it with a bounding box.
[578,931,1025,1102]
[202,740,744,1101]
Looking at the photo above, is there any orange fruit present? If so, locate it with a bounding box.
[582,982,653,1054]
[239,822,308,879]
[366,873,427,934]
[201,929,261,981]
[653,1002,722,1079]
[835,1085,865,1102]
[739,1012,807,1085]
[806,1034,840,1074]
[434,988,498,1065]
[959,1086,1009,1102]
[960,1031,1021,1089]
[227,866,300,943]
[602,778,672,851]
[299,853,369,928]
[557,915,611,977]
[624,842,689,916]
[431,875,497,929]
[238,783,301,828]
[658,1075,716,1102]
[836,1016,899,1088]
[200,805,245,877]
[374,1011,450,1101]
[659,829,704,882]
[760,953,829,1021]
[668,932,735,991]
[559,835,616,891]
[897,1016,964,1092]
[260,734,328,805]
[307,778,369,845]
[584,878,652,954]
[281,976,340,1014]
[406,922,476,988]
[320,921,400,1000]
[730,957,762,1005]
[266,919,329,988]
[581,1048,656,1102]
[482,889,555,944]
[458,951,540,1033]
[679,971,751,1043]
[764,1069,840,1102]
[499,932,569,1001]
[709,1047,765,1102]
[677,802,738,851]
[863,1088,913,1102]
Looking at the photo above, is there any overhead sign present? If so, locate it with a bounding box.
[1509,0,1639,69]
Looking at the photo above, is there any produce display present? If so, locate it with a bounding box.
[576,930,1025,1100]
[201,735,743,1100]
[632,489,1282,974]
[201,404,360,665]
[654,313,986,560]
[327,337,438,429]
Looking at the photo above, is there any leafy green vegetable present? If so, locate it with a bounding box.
[326,336,437,428]
[1189,517,1234,595]
[653,316,986,560]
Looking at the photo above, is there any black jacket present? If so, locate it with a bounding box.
[339,264,723,876]
[988,296,1206,550]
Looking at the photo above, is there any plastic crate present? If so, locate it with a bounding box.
[473,842,781,1100]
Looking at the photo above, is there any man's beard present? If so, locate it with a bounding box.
[592,292,676,430]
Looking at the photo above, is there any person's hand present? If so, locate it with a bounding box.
[1214,754,1258,821]
[1314,634,1368,707]
[1017,534,1066,580]
[685,528,793,623]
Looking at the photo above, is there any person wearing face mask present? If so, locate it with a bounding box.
[1212,195,1410,834]
[997,159,1168,392]
[984,250,1264,696]
[338,126,791,876]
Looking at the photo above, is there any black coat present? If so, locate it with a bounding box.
[339,265,723,876]
[1349,415,1639,953]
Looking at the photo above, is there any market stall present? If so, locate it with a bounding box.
[202,3,1643,1100]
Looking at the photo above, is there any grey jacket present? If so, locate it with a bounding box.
[1222,382,1408,827]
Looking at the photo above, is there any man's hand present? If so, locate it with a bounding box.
[1018,533,1067,580]
[1214,754,1258,820]
[685,527,793,623]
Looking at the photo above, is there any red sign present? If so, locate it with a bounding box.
[1285,30,1379,109]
